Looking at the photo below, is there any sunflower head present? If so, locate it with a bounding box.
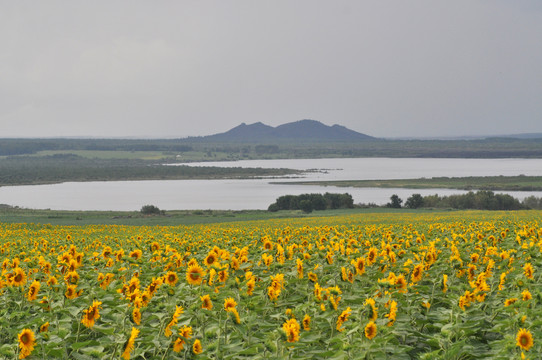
[364,321,377,339]
[224,297,237,312]
[164,271,179,286]
[18,328,36,359]
[192,339,203,354]
[282,318,300,343]
[204,252,218,267]
[186,264,205,286]
[517,328,534,351]
[201,294,213,310]
[12,267,27,287]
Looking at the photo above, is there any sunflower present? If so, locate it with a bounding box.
[308,272,318,282]
[100,273,115,290]
[179,325,193,339]
[129,249,142,260]
[64,271,79,284]
[132,307,141,325]
[364,321,377,340]
[204,252,218,267]
[246,277,255,295]
[102,246,112,258]
[12,267,27,287]
[81,300,102,328]
[224,298,240,323]
[47,276,58,286]
[127,276,140,295]
[352,257,366,275]
[173,327,193,353]
[330,295,341,311]
[27,280,40,301]
[385,300,398,326]
[65,284,81,299]
[224,297,237,312]
[524,263,534,280]
[341,267,348,281]
[147,277,163,295]
[165,305,184,337]
[396,275,407,293]
[39,322,49,333]
[336,307,352,332]
[282,318,300,343]
[442,274,448,293]
[326,251,333,265]
[18,328,35,359]
[296,258,304,279]
[122,327,139,360]
[116,249,125,262]
[302,314,311,331]
[367,248,377,265]
[200,294,213,310]
[364,298,378,321]
[164,271,179,286]
[192,339,203,354]
[263,240,273,250]
[231,257,240,270]
[505,298,518,307]
[186,264,205,286]
[517,328,533,351]
[411,264,424,283]
[218,269,228,283]
[173,338,185,353]
[522,290,533,301]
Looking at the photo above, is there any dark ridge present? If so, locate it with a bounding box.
[201,119,374,142]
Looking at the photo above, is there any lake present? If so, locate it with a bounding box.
[2,158,542,211]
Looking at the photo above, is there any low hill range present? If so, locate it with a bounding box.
[192,119,375,142]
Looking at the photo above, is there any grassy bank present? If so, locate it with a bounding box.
[273,175,542,191]
[0,207,440,226]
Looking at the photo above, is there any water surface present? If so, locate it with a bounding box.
[2,158,542,210]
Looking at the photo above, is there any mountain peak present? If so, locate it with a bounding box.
[203,120,374,142]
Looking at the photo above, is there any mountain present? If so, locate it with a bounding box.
[199,119,374,142]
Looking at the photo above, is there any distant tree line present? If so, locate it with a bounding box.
[2,137,542,158]
[0,139,193,156]
[268,193,354,213]
[384,191,542,210]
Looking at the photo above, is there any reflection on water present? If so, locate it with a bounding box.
[2,158,542,210]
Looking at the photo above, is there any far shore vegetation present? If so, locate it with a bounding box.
[272,175,542,191]
[0,154,301,186]
[268,191,542,213]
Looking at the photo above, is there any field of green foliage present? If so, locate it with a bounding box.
[1,211,541,359]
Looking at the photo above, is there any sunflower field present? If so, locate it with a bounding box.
[1,211,541,359]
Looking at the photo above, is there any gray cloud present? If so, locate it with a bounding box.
[1,1,541,138]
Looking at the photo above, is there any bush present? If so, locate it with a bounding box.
[140,204,164,215]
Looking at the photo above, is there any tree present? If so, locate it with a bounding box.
[387,194,403,209]
[405,194,424,209]
[299,199,313,213]
[140,204,163,215]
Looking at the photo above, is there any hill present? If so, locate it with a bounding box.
[197,119,375,142]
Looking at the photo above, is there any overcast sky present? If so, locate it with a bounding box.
[1,1,541,139]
